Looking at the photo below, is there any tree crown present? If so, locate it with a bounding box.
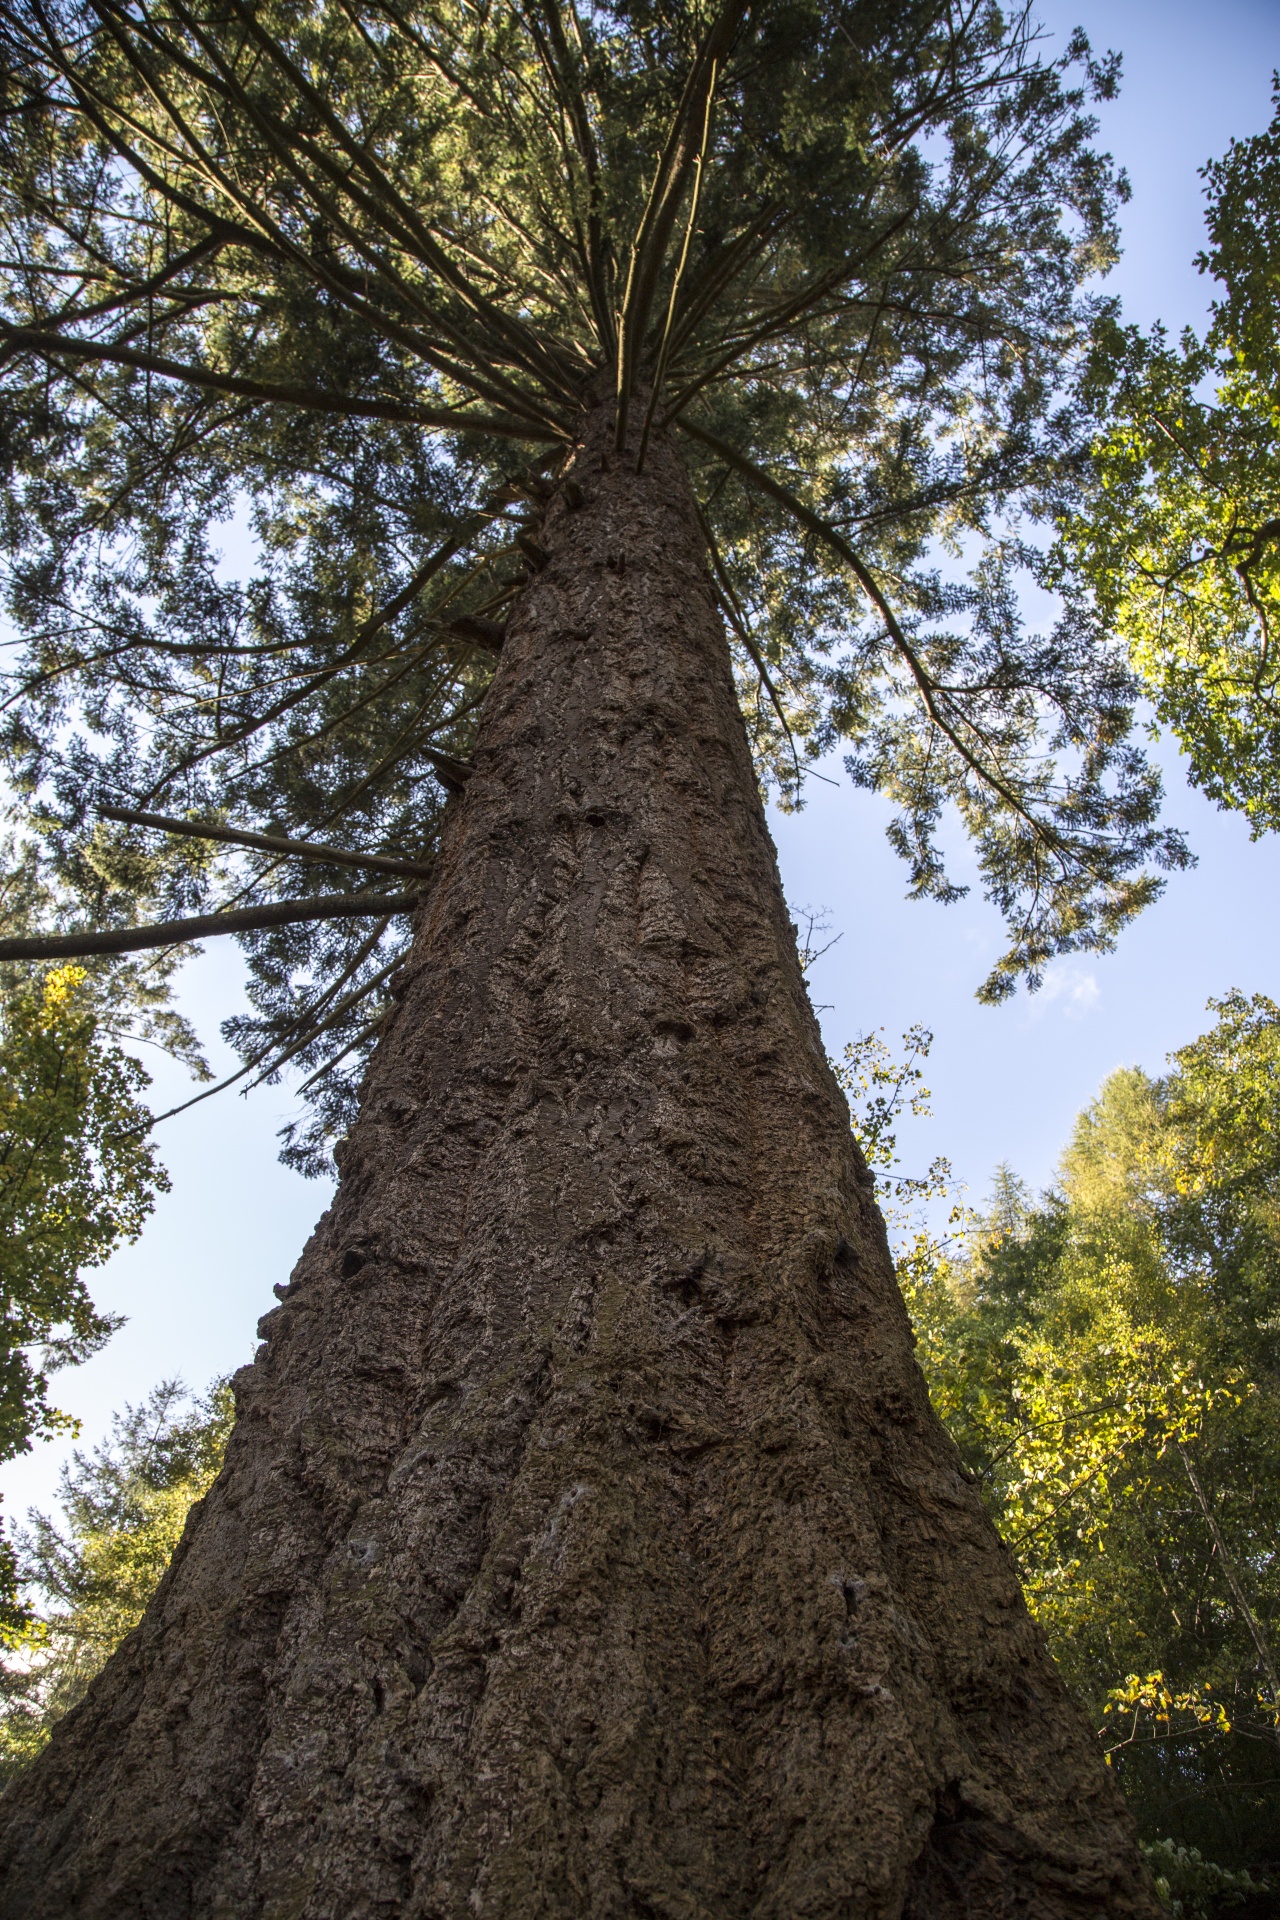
[0,0,1189,1165]
[1060,84,1280,834]
[901,997,1280,1872]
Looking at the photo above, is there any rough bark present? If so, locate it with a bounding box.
[0,410,1158,1919]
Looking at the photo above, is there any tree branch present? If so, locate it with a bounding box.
[615,0,747,448]
[136,502,511,798]
[636,58,717,471]
[524,0,613,352]
[97,805,436,880]
[211,0,581,399]
[1178,1442,1280,1735]
[692,496,801,785]
[144,912,397,1126]
[0,323,562,440]
[0,892,420,962]
[676,415,1064,843]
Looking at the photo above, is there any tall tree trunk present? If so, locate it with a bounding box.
[0,408,1156,1919]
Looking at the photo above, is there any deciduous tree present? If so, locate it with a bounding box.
[0,959,168,1628]
[1061,86,1280,832]
[904,998,1280,1886]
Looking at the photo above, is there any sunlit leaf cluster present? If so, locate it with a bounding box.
[0,964,167,1466]
[898,1001,1280,1876]
[1060,84,1280,834]
[0,958,168,1625]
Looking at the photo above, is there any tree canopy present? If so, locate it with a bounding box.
[0,957,167,1623]
[1062,84,1280,834]
[0,1376,232,1778]
[0,0,1194,1173]
[892,996,1280,1888]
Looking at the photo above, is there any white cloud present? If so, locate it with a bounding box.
[1025,964,1101,1024]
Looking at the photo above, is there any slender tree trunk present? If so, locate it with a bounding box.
[1177,1443,1280,1740]
[0,408,1157,1919]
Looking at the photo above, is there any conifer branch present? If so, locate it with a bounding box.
[637,63,717,471]
[212,0,583,397]
[134,0,575,423]
[661,200,786,362]
[523,0,614,350]
[97,806,436,881]
[0,322,558,439]
[135,513,504,799]
[677,416,1066,847]
[688,258,968,379]
[144,914,400,1127]
[694,498,802,786]
[31,17,551,426]
[241,955,402,1095]
[661,210,916,420]
[615,0,748,448]
[13,21,574,430]
[0,893,420,963]
[296,1010,388,1094]
[28,232,227,331]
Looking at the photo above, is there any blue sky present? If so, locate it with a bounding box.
[5,0,1279,1523]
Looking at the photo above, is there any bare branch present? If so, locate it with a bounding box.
[615,0,747,448]
[0,892,420,963]
[97,805,436,879]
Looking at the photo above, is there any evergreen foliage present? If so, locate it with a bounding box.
[0,0,1193,1181]
[0,1377,232,1781]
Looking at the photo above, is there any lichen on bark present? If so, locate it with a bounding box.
[0,412,1158,1918]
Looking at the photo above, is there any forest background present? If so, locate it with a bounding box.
[1,0,1278,1902]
